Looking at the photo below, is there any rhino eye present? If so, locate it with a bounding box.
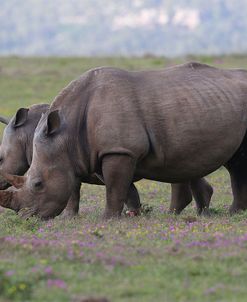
[34,181,43,189]
[0,157,3,164]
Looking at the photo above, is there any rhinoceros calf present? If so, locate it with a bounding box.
[2,62,239,219]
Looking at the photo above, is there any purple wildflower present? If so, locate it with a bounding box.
[47,279,67,289]
[5,270,15,276]
[44,266,53,275]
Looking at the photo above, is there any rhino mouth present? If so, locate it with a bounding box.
[18,207,38,219]
[0,188,66,220]
[17,205,61,220]
[0,189,50,220]
[0,171,70,220]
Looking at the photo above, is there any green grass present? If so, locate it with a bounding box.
[1,56,247,301]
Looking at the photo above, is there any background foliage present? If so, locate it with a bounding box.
[1,0,247,56]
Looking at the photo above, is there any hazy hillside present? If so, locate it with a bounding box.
[1,0,247,56]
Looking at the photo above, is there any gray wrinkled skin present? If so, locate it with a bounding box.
[2,61,246,219]
[0,102,213,217]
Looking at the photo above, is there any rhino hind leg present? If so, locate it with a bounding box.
[169,183,192,214]
[227,168,247,214]
[125,183,141,214]
[226,132,247,214]
[102,154,136,219]
[190,178,213,215]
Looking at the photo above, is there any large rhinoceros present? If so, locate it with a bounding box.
[2,62,241,220]
[0,107,213,216]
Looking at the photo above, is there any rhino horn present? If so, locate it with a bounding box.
[0,172,26,189]
[0,190,14,209]
[0,115,10,125]
[0,190,22,212]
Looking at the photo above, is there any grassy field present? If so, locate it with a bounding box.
[1,56,247,301]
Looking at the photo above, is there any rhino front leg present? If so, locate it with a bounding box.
[61,181,81,218]
[190,178,213,215]
[169,183,192,214]
[102,154,135,219]
[95,173,141,213]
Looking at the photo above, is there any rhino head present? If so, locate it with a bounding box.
[0,109,29,188]
[0,105,49,190]
[0,110,77,219]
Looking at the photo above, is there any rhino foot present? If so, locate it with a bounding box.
[60,209,78,219]
[102,210,122,220]
[125,209,140,217]
[198,207,211,216]
[229,205,246,215]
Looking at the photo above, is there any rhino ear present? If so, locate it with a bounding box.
[0,115,10,125]
[45,110,61,136]
[12,108,29,128]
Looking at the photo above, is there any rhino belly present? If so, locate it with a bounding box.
[135,120,246,183]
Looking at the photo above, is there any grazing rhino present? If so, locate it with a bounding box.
[0,105,143,217]
[0,62,234,220]
[0,106,213,216]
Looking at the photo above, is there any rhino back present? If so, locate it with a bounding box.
[46,63,247,181]
[85,63,247,180]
